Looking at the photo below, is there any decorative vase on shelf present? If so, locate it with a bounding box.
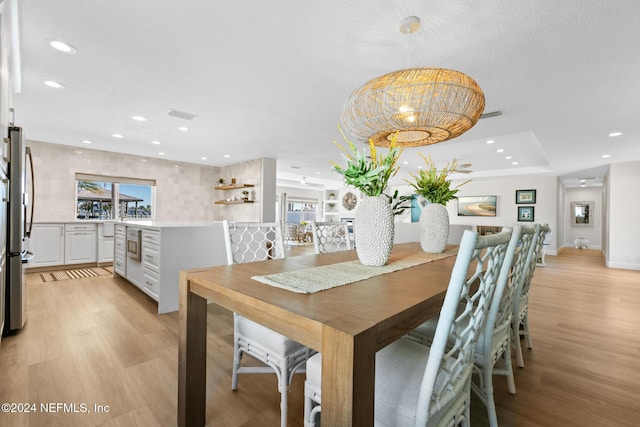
[354,196,394,266]
[419,201,449,253]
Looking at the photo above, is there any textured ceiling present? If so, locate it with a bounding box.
[12,0,640,189]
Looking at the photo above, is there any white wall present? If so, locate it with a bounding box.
[28,141,221,222]
[606,161,640,270]
[214,158,276,222]
[563,187,603,249]
[391,174,558,253]
[28,141,274,223]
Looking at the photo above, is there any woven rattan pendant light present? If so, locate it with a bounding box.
[340,16,485,148]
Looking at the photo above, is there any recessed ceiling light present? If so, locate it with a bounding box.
[608,132,623,137]
[158,152,165,156]
[112,133,124,138]
[601,154,611,158]
[151,140,160,145]
[44,80,64,88]
[82,140,92,144]
[178,126,189,132]
[49,40,77,54]
[315,171,321,175]
[512,161,519,165]
[486,140,495,144]
[224,154,231,158]
[580,184,586,187]
[505,156,512,160]
[497,149,504,153]
[580,179,586,183]
[131,115,147,122]
[403,161,409,165]
[201,156,207,160]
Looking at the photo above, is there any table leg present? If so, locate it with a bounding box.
[178,271,208,427]
[321,325,375,426]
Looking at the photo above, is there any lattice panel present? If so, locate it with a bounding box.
[430,232,511,409]
[227,222,285,264]
[312,222,351,254]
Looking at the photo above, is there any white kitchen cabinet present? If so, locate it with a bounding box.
[98,222,115,263]
[114,225,126,276]
[115,222,228,313]
[141,230,160,272]
[29,224,65,267]
[140,229,160,298]
[64,223,97,264]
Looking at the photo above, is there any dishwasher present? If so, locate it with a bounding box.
[64,223,98,264]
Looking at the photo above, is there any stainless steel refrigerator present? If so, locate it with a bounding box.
[3,126,34,335]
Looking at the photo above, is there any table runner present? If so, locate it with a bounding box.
[251,247,457,294]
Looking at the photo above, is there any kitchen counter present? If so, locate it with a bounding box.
[114,221,228,313]
[115,220,219,229]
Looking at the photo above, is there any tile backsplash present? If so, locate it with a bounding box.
[28,140,221,222]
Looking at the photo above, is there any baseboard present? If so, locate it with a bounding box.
[606,260,640,271]
[26,262,113,273]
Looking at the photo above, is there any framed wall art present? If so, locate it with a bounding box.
[516,189,536,204]
[457,195,497,217]
[518,206,535,222]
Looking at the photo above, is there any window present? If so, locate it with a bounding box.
[286,198,318,224]
[76,174,156,220]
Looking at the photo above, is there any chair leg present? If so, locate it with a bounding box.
[483,362,499,427]
[277,358,290,427]
[278,385,288,427]
[231,341,242,390]
[513,322,525,368]
[504,345,517,394]
[303,382,315,427]
[523,315,533,349]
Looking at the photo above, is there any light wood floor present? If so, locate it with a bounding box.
[1,247,638,426]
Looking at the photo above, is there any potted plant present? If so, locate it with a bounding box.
[332,126,402,266]
[241,190,250,201]
[405,153,471,253]
[218,178,225,186]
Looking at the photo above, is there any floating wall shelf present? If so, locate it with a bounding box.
[214,184,255,190]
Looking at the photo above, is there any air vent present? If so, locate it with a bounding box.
[167,109,198,120]
[480,111,502,119]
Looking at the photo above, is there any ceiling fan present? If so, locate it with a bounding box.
[277,176,324,189]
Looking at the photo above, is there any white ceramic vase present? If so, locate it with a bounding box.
[419,202,449,253]
[354,196,394,266]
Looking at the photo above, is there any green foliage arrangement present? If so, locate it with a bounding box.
[406,153,471,205]
[332,127,403,198]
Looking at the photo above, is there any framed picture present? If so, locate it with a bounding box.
[457,196,497,217]
[516,189,536,204]
[518,206,535,222]
[340,217,354,234]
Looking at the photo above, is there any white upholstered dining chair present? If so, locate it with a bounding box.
[512,224,551,368]
[309,221,352,254]
[303,229,513,427]
[406,226,531,427]
[222,220,314,427]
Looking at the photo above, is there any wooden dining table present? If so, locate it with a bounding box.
[177,242,458,427]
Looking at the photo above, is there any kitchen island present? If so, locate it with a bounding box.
[114,221,228,314]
